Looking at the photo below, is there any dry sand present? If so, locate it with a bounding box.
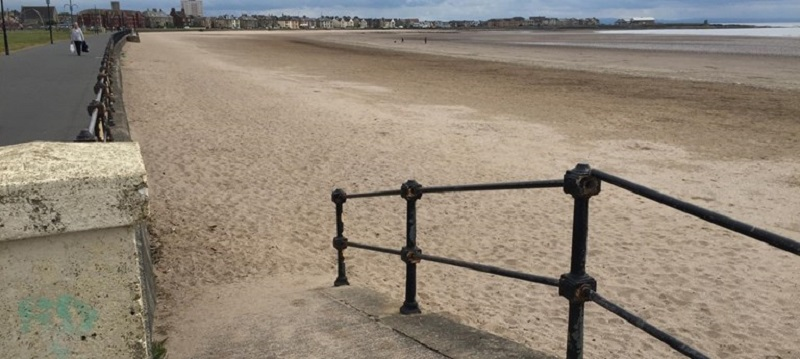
[122,30,800,358]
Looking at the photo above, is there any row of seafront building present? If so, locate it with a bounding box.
[142,14,656,30]
[63,11,612,30]
[124,13,658,30]
[3,5,655,31]
[148,14,615,30]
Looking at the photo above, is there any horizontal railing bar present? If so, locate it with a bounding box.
[348,241,403,256]
[346,241,559,286]
[347,189,401,199]
[592,169,800,256]
[588,290,710,359]
[346,179,564,200]
[87,84,104,136]
[423,179,564,194]
[417,252,560,287]
[88,109,100,136]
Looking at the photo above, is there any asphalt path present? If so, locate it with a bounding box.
[0,32,112,146]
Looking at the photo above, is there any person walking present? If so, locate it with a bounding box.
[71,23,85,56]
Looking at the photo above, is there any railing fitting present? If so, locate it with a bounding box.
[564,163,601,199]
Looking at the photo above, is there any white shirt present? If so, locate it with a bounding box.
[71,28,84,42]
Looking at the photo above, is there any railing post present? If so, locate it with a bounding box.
[400,180,423,314]
[331,189,349,286]
[560,163,600,359]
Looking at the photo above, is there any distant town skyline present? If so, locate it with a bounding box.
[4,0,800,22]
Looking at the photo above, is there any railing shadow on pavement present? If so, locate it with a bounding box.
[74,29,131,142]
[330,163,799,359]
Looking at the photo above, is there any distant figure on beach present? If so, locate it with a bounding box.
[401,37,404,43]
[71,23,85,56]
[424,37,427,44]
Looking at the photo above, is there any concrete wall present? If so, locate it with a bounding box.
[0,142,151,359]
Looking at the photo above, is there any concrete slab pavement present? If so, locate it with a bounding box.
[0,33,112,146]
[166,275,558,359]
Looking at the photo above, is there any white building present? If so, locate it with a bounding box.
[181,0,203,17]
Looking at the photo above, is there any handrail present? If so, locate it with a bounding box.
[586,289,709,359]
[330,163,799,358]
[345,179,564,199]
[592,169,800,255]
[87,87,103,137]
[346,239,561,287]
[75,29,132,142]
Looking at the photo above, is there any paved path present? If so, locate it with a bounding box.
[166,276,558,359]
[0,33,111,146]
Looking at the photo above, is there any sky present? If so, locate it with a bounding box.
[5,0,800,21]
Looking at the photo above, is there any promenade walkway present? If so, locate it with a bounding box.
[0,33,111,146]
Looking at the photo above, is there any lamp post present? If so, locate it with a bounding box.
[64,0,77,25]
[1,0,9,56]
[46,0,53,44]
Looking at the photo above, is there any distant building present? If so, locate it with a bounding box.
[449,20,480,28]
[486,16,598,29]
[76,8,144,29]
[316,17,332,29]
[276,16,298,29]
[380,18,396,29]
[188,16,211,28]
[170,8,187,28]
[256,15,278,29]
[630,17,656,26]
[239,15,258,29]
[142,8,173,28]
[487,17,526,28]
[212,15,238,29]
[181,0,203,17]
[76,9,106,28]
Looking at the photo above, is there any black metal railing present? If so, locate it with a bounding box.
[75,29,131,142]
[330,163,799,359]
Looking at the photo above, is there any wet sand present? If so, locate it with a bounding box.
[122,30,800,358]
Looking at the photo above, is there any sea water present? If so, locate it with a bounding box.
[596,23,800,38]
[511,23,800,56]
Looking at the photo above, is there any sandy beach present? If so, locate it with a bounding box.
[121,30,800,358]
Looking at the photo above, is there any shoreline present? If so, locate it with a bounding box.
[306,29,800,89]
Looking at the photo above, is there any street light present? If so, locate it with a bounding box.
[1,0,9,55]
[46,0,53,44]
[64,0,77,25]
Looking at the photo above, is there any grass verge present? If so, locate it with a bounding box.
[1,29,73,53]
